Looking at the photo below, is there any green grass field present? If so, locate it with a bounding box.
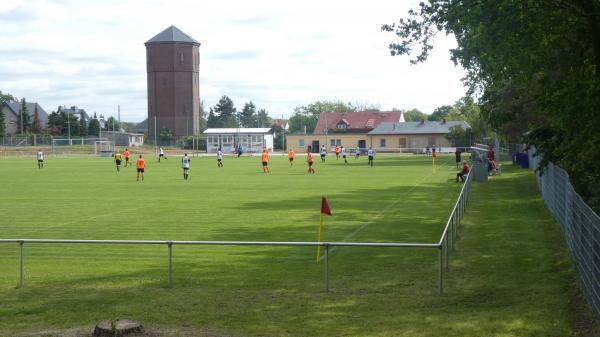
[0,154,588,336]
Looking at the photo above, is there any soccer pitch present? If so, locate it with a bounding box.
[0,154,580,336]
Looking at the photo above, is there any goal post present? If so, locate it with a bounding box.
[94,141,114,156]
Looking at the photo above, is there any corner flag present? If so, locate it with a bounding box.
[316,197,332,262]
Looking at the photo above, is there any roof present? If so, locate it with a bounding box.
[145,26,200,46]
[314,111,402,134]
[60,106,89,120]
[368,121,471,135]
[203,128,272,134]
[3,101,49,123]
[133,119,148,133]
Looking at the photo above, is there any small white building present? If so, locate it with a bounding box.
[203,128,273,153]
[100,131,145,147]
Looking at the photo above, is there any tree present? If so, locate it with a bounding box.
[158,127,174,142]
[78,112,88,137]
[288,100,358,133]
[210,95,237,128]
[198,100,207,130]
[105,116,119,132]
[18,98,31,134]
[256,108,271,128]
[207,107,219,128]
[0,91,16,136]
[428,105,453,121]
[88,113,100,136]
[383,1,600,211]
[33,105,42,134]
[239,101,257,127]
[403,108,428,122]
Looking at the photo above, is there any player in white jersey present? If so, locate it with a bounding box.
[159,147,167,162]
[341,146,347,164]
[181,153,190,180]
[320,145,327,162]
[217,148,223,168]
[36,149,44,169]
[367,147,375,167]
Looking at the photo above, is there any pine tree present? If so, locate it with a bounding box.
[88,113,100,136]
[19,98,31,134]
[239,102,257,127]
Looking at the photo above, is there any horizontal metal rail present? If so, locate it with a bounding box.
[1,150,476,294]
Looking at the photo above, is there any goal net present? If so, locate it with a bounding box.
[94,141,114,156]
[51,137,111,156]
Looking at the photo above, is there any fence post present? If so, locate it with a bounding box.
[167,242,173,288]
[445,235,449,271]
[19,241,24,288]
[324,243,329,292]
[438,245,443,295]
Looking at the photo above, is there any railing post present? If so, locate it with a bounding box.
[444,235,449,271]
[438,245,443,295]
[324,243,329,292]
[451,216,456,250]
[167,242,173,288]
[19,241,24,288]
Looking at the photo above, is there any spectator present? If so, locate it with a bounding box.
[456,161,470,182]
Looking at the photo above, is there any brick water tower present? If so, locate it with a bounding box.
[145,25,200,139]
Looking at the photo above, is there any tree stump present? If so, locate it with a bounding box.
[93,319,144,337]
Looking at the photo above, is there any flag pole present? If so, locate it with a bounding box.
[316,212,324,261]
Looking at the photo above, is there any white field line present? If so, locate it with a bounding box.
[321,156,453,259]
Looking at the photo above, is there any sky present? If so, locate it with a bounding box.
[0,0,467,123]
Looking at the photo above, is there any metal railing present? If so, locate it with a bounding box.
[0,164,474,294]
[528,148,600,316]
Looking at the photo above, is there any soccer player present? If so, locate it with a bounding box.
[367,147,375,167]
[114,150,123,173]
[320,145,327,162]
[307,150,315,174]
[136,155,145,181]
[182,153,190,180]
[341,145,347,164]
[159,147,167,162]
[217,148,223,168]
[123,148,131,167]
[355,146,360,159]
[288,148,295,166]
[335,145,340,160]
[261,147,270,173]
[36,149,44,169]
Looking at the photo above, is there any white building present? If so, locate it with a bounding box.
[203,128,273,153]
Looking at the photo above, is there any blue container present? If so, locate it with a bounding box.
[519,153,529,169]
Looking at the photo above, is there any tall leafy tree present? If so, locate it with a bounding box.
[239,101,257,127]
[383,0,600,211]
[428,105,453,121]
[33,105,42,134]
[256,108,272,128]
[211,95,237,128]
[88,113,100,136]
[18,98,31,134]
[402,108,428,122]
[207,107,219,128]
[105,116,119,132]
[78,112,88,137]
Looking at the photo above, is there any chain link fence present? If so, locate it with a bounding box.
[528,147,600,316]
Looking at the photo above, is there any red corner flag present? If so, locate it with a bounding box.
[317,197,332,261]
[321,197,332,216]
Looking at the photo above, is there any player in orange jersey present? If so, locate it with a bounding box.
[288,148,295,166]
[136,155,145,181]
[335,145,340,160]
[261,147,270,173]
[307,151,315,174]
[123,148,131,167]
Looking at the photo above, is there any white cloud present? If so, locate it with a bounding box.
[0,0,467,122]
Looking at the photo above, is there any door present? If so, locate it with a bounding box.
[358,140,366,149]
[311,140,320,153]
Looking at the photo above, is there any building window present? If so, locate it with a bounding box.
[299,139,305,147]
[336,123,346,129]
[380,139,386,147]
[330,139,341,147]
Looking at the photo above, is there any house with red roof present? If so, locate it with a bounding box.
[286,111,403,153]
